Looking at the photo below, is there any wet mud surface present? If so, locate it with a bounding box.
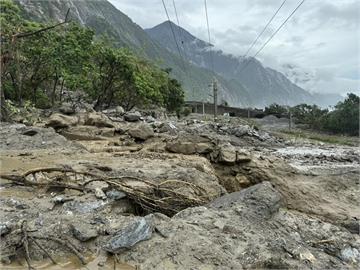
[1,112,359,269]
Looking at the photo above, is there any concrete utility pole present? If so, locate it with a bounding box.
[213,78,218,119]
[289,111,292,130]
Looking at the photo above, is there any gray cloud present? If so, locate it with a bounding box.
[109,0,360,95]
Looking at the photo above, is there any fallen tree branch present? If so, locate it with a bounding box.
[1,167,212,216]
[33,236,86,265]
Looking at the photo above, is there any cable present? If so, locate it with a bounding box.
[238,0,306,75]
[204,0,214,73]
[172,0,184,49]
[172,0,203,100]
[243,0,287,58]
[161,0,186,70]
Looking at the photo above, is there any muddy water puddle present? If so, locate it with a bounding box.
[0,255,135,270]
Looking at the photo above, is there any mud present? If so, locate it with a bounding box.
[1,111,359,269]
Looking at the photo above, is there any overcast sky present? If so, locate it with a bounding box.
[108,0,359,95]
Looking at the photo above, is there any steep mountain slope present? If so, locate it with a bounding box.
[16,0,252,107]
[16,0,338,107]
[147,21,340,107]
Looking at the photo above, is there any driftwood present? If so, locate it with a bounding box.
[0,166,211,215]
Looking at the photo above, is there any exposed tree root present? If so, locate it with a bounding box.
[0,166,212,216]
[0,220,86,269]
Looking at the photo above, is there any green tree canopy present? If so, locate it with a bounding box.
[0,0,185,112]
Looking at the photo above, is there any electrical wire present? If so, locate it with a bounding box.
[204,0,214,73]
[161,0,186,70]
[237,0,306,75]
[243,0,287,58]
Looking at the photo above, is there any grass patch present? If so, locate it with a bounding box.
[278,129,358,146]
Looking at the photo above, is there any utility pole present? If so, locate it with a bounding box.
[213,78,218,119]
[289,110,292,130]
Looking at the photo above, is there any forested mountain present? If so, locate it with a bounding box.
[16,0,341,107]
[147,21,342,107]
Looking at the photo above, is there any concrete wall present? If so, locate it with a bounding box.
[185,101,265,118]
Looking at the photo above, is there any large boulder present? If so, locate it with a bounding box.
[213,144,252,164]
[128,124,154,141]
[0,123,79,151]
[61,126,115,140]
[59,103,75,115]
[124,111,141,122]
[116,182,360,269]
[208,181,283,219]
[166,135,214,155]
[116,106,125,115]
[84,112,114,128]
[158,122,177,134]
[45,113,78,129]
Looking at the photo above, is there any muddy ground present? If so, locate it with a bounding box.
[0,108,359,269]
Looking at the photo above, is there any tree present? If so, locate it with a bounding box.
[323,93,359,135]
[1,1,185,114]
[160,69,184,113]
[291,104,328,129]
[264,103,288,117]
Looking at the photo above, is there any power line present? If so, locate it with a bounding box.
[161,0,186,70]
[238,0,306,75]
[171,0,201,100]
[243,0,287,58]
[171,0,189,66]
[172,0,184,49]
[204,0,214,73]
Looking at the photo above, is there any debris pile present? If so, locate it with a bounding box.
[0,109,359,269]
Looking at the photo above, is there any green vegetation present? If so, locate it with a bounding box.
[291,104,328,130]
[264,103,288,116]
[0,0,185,119]
[264,93,359,136]
[279,129,357,146]
[322,93,359,136]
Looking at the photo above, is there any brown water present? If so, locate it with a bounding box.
[0,255,136,270]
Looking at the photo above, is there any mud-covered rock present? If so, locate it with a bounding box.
[124,111,141,122]
[158,122,177,134]
[46,113,78,129]
[71,223,98,242]
[104,215,154,253]
[106,190,127,200]
[61,126,116,140]
[84,112,114,128]
[116,182,360,270]
[59,103,75,115]
[217,145,237,164]
[211,144,252,165]
[145,116,156,123]
[128,124,154,141]
[62,200,107,214]
[0,223,11,236]
[116,106,125,115]
[209,182,282,219]
[166,135,213,155]
[0,124,79,150]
